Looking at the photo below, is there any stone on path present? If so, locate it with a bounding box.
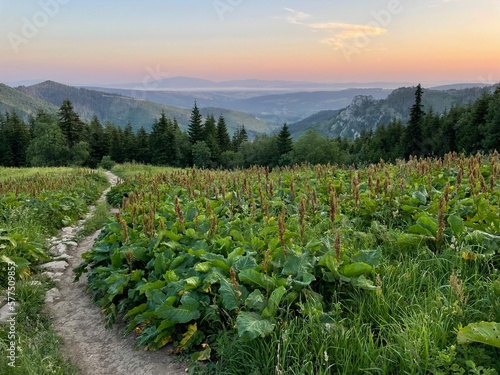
[50,243,68,256]
[45,288,61,304]
[40,261,69,272]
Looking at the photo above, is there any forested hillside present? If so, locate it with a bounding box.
[91,86,391,125]
[291,85,498,139]
[14,81,273,134]
[0,83,58,119]
[2,85,500,169]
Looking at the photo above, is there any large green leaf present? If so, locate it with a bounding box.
[236,312,275,341]
[341,262,373,278]
[262,286,286,319]
[245,289,267,313]
[239,269,276,290]
[138,280,165,294]
[234,255,258,272]
[156,294,201,323]
[448,215,465,236]
[351,249,382,268]
[282,253,312,277]
[219,277,240,311]
[457,322,500,348]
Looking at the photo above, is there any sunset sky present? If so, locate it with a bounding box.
[1,0,499,86]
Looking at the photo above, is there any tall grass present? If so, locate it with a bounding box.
[0,281,78,375]
[195,236,500,375]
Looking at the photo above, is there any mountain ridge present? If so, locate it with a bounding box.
[289,84,500,139]
[11,80,273,135]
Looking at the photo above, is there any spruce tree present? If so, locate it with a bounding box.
[135,127,151,164]
[122,123,137,162]
[403,84,424,158]
[150,113,174,165]
[277,123,293,157]
[216,115,231,152]
[58,99,85,148]
[87,115,106,168]
[203,114,220,163]
[188,101,204,144]
[0,112,31,167]
[232,125,248,151]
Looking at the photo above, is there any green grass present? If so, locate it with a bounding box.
[112,162,171,179]
[77,201,112,239]
[0,280,78,375]
[194,241,500,375]
[0,167,74,182]
[0,167,111,374]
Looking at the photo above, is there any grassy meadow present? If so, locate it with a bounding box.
[77,156,500,374]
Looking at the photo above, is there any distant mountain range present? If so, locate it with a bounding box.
[2,81,274,135]
[0,83,58,118]
[93,76,411,91]
[85,86,392,125]
[2,78,498,141]
[289,85,499,139]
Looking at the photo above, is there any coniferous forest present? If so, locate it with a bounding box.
[1,85,500,170]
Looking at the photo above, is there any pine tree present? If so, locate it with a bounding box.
[203,114,220,164]
[403,84,425,158]
[87,115,106,168]
[483,87,500,151]
[276,123,293,157]
[58,99,85,148]
[217,115,231,153]
[135,127,151,164]
[122,123,136,162]
[0,112,31,167]
[232,125,248,151]
[188,101,204,144]
[150,113,174,165]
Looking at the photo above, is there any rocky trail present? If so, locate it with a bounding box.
[43,171,187,375]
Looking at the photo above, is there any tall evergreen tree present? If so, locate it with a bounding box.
[0,112,31,167]
[87,115,106,168]
[216,115,231,153]
[403,84,425,158]
[122,123,136,162]
[58,99,85,148]
[150,113,174,165]
[135,126,151,164]
[483,87,500,151]
[276,123,293,157]
[232,125,248,151]
[203,114,220,165]
[437,107,461,156]
[188,101,204,144]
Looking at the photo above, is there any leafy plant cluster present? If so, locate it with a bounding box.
[0,168,108,286]
[78,153,500,372]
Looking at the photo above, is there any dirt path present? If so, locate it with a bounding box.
[46,171,187,375]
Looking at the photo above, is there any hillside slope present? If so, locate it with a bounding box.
[0,83,58,119]
[290,85,497,139]
[87,86,391,125]
[15,81,273,134]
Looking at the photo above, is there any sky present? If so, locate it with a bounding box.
[0,0,499,86]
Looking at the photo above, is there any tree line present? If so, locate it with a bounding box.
[1,85,499,169]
